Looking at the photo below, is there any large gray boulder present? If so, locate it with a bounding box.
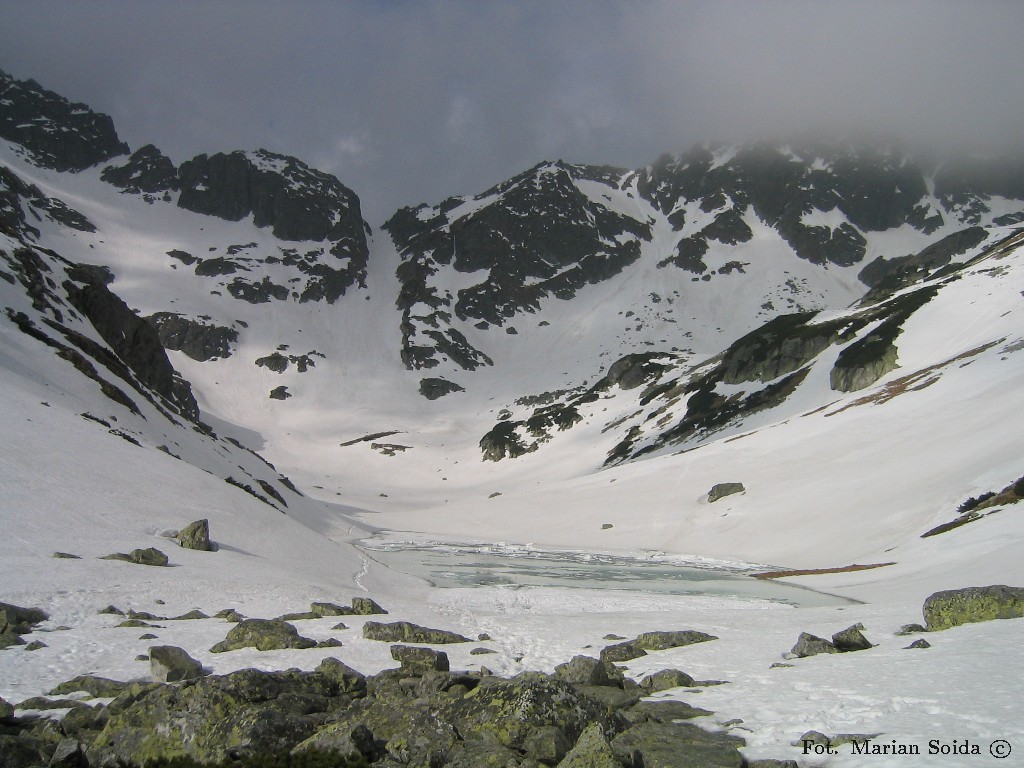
[831,624,874,651]
[923,585,1024,631]
[390,644,450,675]
[634,629,718,650]
[149,645,206,682]
[350,596,388,615]
[708,483,745,503]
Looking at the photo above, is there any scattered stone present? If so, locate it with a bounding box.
[136,654,149,661]
[477,632,492,641]
[315,657,366,694]
[24,640,46,651]
[214,608,245,622]
[139,633,158,640]
[922,584,1024,631]
[790,632,839,658]
[895,623,927,635]
[708,482,746,503]
[555,655,622,687]
[210,619,317,653]
[175,518,213,551]
[640,668,696,691]
[470,647,496,655]
[831,624,874,651]
[115,619,161,629]
[624,699,713,724]
[98,605,125,616]
[170,610,209,621]
[601,523,614,529]
[603,633,627,640]
[316,638,343,648]
[634,629,718,650]
[559,722,620,768]
[350,596,388,615]
[362,620,470,644]
[100,547,169,566]
[391,644,450,674]
[52,551,81,559]
[49,675,129,698]
[149,645,206,682]
[600,640,647,663]
[330,621,348,630]
[769,662,794,669]
[905,638,932,649]
[310,601,349,617]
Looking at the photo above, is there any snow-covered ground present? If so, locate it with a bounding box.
[3,139,1024,766]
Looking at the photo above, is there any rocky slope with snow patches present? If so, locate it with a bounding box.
[3,67,1024,767]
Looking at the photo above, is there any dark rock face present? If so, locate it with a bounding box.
[63,267,199,419]
[0,166,96,239]
[922,585,1024,631]
[419,376,464,400]
[147,312,238,362]
[100,144,179,198]
[0,68,129,172]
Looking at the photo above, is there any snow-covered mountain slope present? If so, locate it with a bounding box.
[3,67,1024,767]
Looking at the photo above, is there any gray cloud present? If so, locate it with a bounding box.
[2,0,1022,223]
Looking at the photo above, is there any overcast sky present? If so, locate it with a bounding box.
[2,0,1022,224]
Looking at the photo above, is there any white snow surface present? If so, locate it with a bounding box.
[2,142,1024,766]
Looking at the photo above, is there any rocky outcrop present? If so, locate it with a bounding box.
[147,312,238,362]
[419,377,464,400]
[0,68,129,172]
[101,144,179,199]
[922,585,1024,631]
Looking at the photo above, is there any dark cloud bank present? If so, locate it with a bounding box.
[2,0,1022,223]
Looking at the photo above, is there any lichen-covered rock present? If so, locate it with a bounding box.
[831,624,874,651]
[554,655,622,687]
[923,585,1024,631]
[623,699,712,725]
[640,669,696,691]
[599,640,647,664]
[391,644,450,674]
[101,547,170,566]
[350,596,388,615]
[790,632,839,658]
[150,645,206,682]
[634,630,718,650]
[175,519,213,551]
[0,695,13,721]
[362,620,470,644]
[210,619,317,653]
[521,724,570,764]
[0,601,49,631]
[316,657,366,695]
[611,720,745,767]
[49,675,130,699]
[707,483,745,503]
[559,722,621,768]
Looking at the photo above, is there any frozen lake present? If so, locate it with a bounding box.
[358,538,857,608]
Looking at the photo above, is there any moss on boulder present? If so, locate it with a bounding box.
[210,619,316,653]
[923,585,1024,631]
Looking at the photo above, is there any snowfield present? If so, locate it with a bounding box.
[2,135,1024,766]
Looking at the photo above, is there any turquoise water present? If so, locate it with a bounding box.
[358,539,857,607]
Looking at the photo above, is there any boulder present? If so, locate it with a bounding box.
[634,629,718,650]
[559,722,621,768]
[49,675,130,699]
[362,620,470,644]
[640,668,696,691]
[599,640,647,663]
[316,657,366,694]
[790,632,839,658]
[905,639,932,649]
[611,720,745,767]
[149,645,206,682]
[831,624,874,651]
[391,644,450,674]
[922,585,1024,631]
[310,601,349,617]
[0,695,12,721]
[522,724,571,764]
[350,596,387,615]
[708,482,745,502]
[210,619,317,653]
[100,548,169,566]
[623,699,712,724]
[175,519,212,551]
[554,655,622,687]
